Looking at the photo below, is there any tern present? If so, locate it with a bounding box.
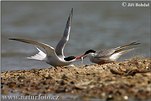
[78,42,140,65]
[9,8,80,67]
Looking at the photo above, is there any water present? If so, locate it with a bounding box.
[1,1,151,71]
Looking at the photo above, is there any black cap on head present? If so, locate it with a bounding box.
[64,56,76,61]
[84,49,96,55]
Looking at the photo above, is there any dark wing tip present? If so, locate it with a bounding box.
[131,41,141,45]
[65,8,73,27]
[71,8,73,14]
[9,38,16,40]
[8,38,23,43]
[70,8,73,18]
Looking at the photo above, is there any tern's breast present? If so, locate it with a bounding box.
[46,56,72,66]
[109,53,121,61]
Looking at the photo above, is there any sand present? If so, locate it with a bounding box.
[1,57,151,101]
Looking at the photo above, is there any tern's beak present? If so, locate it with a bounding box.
[76,54,87,60]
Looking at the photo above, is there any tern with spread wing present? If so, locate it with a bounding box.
[78,42,140,65]
[9,8,80,67]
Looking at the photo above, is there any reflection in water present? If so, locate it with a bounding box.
[1,1,150,71]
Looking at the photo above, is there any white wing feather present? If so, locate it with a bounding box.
[27,47,46,60]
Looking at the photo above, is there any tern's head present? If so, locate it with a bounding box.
[76,49,96,60]
[84,49,96,55]
[74,49,96,61]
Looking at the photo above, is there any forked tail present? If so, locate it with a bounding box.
[27,47,46,61]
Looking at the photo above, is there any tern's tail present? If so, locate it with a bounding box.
[9,38,50,61]
[108,42,140,61]
[114,41,140,54]
[27,47,46,61]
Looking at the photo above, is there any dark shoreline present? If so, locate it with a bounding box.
[1,57,151,101]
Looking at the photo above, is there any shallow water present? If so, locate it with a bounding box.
[1,1,151,71]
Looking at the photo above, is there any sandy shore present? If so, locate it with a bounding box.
[1,57,151,101]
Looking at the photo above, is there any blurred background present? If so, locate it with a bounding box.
[1,1,150,71]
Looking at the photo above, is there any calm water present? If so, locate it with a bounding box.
[1,1,151,71]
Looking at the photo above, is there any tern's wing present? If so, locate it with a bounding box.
[55,8,73,57]
[113,41,140,53]
[95,41,140,58]
[9,38,56,57]
[95,49,116,58]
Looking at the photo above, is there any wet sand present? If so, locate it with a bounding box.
[1,57,151,101]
